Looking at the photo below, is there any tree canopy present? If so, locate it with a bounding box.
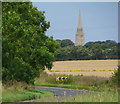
[56,39,74,47]
[2,2,59,84]
[55,40,118,61]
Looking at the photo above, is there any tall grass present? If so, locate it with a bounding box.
[35,72,109,88]
[2,81,53,102]
[36,89,118,102]
[34,71,118,102]
[73,89,118,102]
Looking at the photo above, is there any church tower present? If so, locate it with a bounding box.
[75,9,85,46]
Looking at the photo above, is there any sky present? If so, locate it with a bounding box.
[32,2,118,43]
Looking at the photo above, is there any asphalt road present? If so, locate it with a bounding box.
[34,86,90,97]
[11,86,95,103]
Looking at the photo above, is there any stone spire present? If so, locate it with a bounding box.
[78,9,82,29]
[75,9,85,46]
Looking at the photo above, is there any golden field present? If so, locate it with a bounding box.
[45,60,119,78]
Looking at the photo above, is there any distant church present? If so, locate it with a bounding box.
[75,9,85,46]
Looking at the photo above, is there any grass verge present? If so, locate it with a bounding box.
[2,82,53,102]
[2,89,53,102]
[73,90,118,102]
[33,88,118,102]
[34,82,94,91]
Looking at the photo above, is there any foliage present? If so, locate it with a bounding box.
[111,66,120,85]
[91,43,103,59]
[56,39,74,47]
[55,40,118,61]
[2,2,59,84]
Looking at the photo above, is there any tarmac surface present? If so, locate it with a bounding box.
[34,86,90,97]
[10,86,95,103]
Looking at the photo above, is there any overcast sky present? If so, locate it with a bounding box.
[32,2,118,43]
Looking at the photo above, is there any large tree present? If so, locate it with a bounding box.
[2,2,59,84]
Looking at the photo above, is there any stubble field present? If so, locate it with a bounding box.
[45,60,119,78]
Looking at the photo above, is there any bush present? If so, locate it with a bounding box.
[110,66,120,85]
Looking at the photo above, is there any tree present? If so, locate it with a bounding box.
[74,46,91,60]
[56,39,74,47]
[55,46,72,61]
[105,46,118,59]
[84,42,94,49]
[91,43,103,59]
[2,2,59,84]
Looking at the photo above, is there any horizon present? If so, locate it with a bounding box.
[55,38,118,44]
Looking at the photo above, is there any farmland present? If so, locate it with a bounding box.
[45,60,119,78]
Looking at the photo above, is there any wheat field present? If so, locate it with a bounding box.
[45,60,119,78]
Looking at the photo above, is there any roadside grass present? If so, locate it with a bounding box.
[35,72,113,91]
[35,89,118,102]
[35,72,109,85]
[34,82,117,92]
[73,89,118,102]
[2,81,53,102]
[34,71,118,102]
[34,82,93,91]
[3,89,53,102]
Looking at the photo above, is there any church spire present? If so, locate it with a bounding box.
[75,8,85,46]
[78,8,82,29]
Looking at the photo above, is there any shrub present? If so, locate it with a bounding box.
[110,66,120,85]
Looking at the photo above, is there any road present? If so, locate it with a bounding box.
[34,86,90,97]
[12,86,95,103]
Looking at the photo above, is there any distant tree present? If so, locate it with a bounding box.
[55,39,118,61]
[56,39,74,47]
[75,46,92,60]
[105,40,118,47]
[55,46,73,61]
[56,39,61,43]
[84,42,94,49]
[91,43,103,59]
[104,46,118,59]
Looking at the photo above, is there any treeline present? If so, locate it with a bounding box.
[55,39,118,61]
[2,2,59,84]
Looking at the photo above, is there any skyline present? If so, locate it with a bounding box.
[32,2,118,43]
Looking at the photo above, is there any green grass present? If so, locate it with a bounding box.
[34,82,94,91]
[73,90,118,102]
[35,72,109,86]
[34,71,118,102]
[2,89,53,102]
[2,81,53,102]
[34,72,117,92]
[34,89,118,102]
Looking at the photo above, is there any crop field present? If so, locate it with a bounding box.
[45,60,119,78]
